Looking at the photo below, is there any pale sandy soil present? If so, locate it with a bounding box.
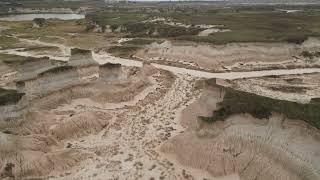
[45,73,200,180]
[1,37,320,80]
[198,28,231,36]
[161,87,320,180]
[0,67,208,179]
[0,71,17,88]
[1,36,320,180]
[135,39,320,71]
[233,73,320,103]
[117,38,133,44]
[152,63,320,79]
[2,64,318,179]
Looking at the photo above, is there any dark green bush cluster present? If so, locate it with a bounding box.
[301,51,320,58]
[156,25,201,37]
[123,22,202,38]
[124,23,154,37]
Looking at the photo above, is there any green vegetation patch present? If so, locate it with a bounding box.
[87,6,320,44]
[0,36,19,49]
[0,88,24,106]
[22,46,60,52]
[86,11,148,26]
[200,86,320,129]
[0,53,29,68]
[123,23,202,38]
[168,7,320,44]
[157,24,201,38]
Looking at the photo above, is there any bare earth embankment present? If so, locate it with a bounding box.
[162,76,320,180]
[135,38,320,72]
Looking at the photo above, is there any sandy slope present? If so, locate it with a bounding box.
[161,87,320,180]
[135,39,320,71]
[44,73,202,180]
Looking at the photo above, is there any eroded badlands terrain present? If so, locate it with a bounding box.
[0,42,319,180]
[135,38,320,72]
[0,9,320,180]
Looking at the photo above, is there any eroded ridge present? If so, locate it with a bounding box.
[0,48,191,179]
[161,77,320,180]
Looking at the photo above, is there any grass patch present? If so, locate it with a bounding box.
[1,20,107,49]
[121,22,203,38]
[0,21,32,34]
[0,36,19,49]
[173,9,320,44]
[0,53,28,68]
[87,6,320,44]
[86,11,148,26]
[2,4,320,47]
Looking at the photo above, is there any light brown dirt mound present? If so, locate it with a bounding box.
[29,83,100,110]
[0,108,115,178]
[0,132,91,179]
[27,74,150,110]
[161,86,320,180]
[92,80,149,103]
[0,133,60,153]
[50,111,112,140]
[1,149,91,179]
[20,64,154,111]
